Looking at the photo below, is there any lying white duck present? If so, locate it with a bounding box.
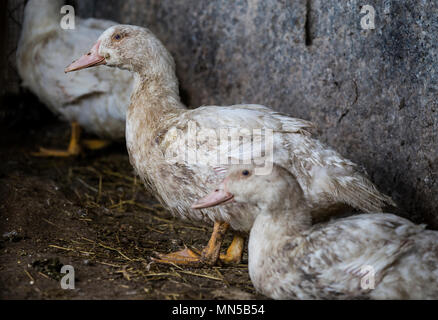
[65,25,395,266]
[193,165,438,300]
[17,0,134,156]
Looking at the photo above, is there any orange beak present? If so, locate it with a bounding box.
[65,41,106,73]
[191,183,234,210]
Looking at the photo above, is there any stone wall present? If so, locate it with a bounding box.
[1,0,27,96]
[4,0,438,227]
[0,0,7,97]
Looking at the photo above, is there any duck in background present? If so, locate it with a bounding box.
[65,25,395,267]
[17,0,134,156]
[193,164,438,299]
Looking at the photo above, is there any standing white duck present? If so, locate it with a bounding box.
[17,0,134,156]
[193,165,438,300]
[65,25,395,266]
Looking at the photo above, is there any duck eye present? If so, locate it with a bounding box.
[113,33,123,41]
[242,170,250,176]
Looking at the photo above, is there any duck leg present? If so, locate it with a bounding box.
[32,122,82,157]
[220,234,245,265]
[200,221,230,265]
[32,122,112,157]
[82,139,111,150]
[152,221,229,267]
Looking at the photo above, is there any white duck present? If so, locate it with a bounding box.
[17,0,134,156]
[65,25,395,266]
[193,165,438,300]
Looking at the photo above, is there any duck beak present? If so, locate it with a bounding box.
[191,186,234,210]
[65,41,106,73]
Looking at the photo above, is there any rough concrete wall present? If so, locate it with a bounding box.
[1,0,27,96]
[0,0,7,97]
[4,0,438,227]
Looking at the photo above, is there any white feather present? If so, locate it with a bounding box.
[16,0,134,139]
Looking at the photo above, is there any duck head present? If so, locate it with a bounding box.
[192,165,307,215]
[65,25,176,76]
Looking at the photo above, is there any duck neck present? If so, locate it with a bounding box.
[126,69,186,167]
[129,70,185,120]
[252,204,312,243]
[248,205,311,282]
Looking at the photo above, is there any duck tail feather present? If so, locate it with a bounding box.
[331,175,396,213]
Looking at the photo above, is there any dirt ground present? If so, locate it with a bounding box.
[0,97,264,300]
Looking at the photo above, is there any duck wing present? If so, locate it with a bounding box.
[17,13,133,137]
[161,104,394,213]
[285,214,424,298]
[18,21,105,107]
[161,104,313,168]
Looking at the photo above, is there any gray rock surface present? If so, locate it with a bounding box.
[1,0,26,96]
[0,0,7,97]
[5,0,438,226]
